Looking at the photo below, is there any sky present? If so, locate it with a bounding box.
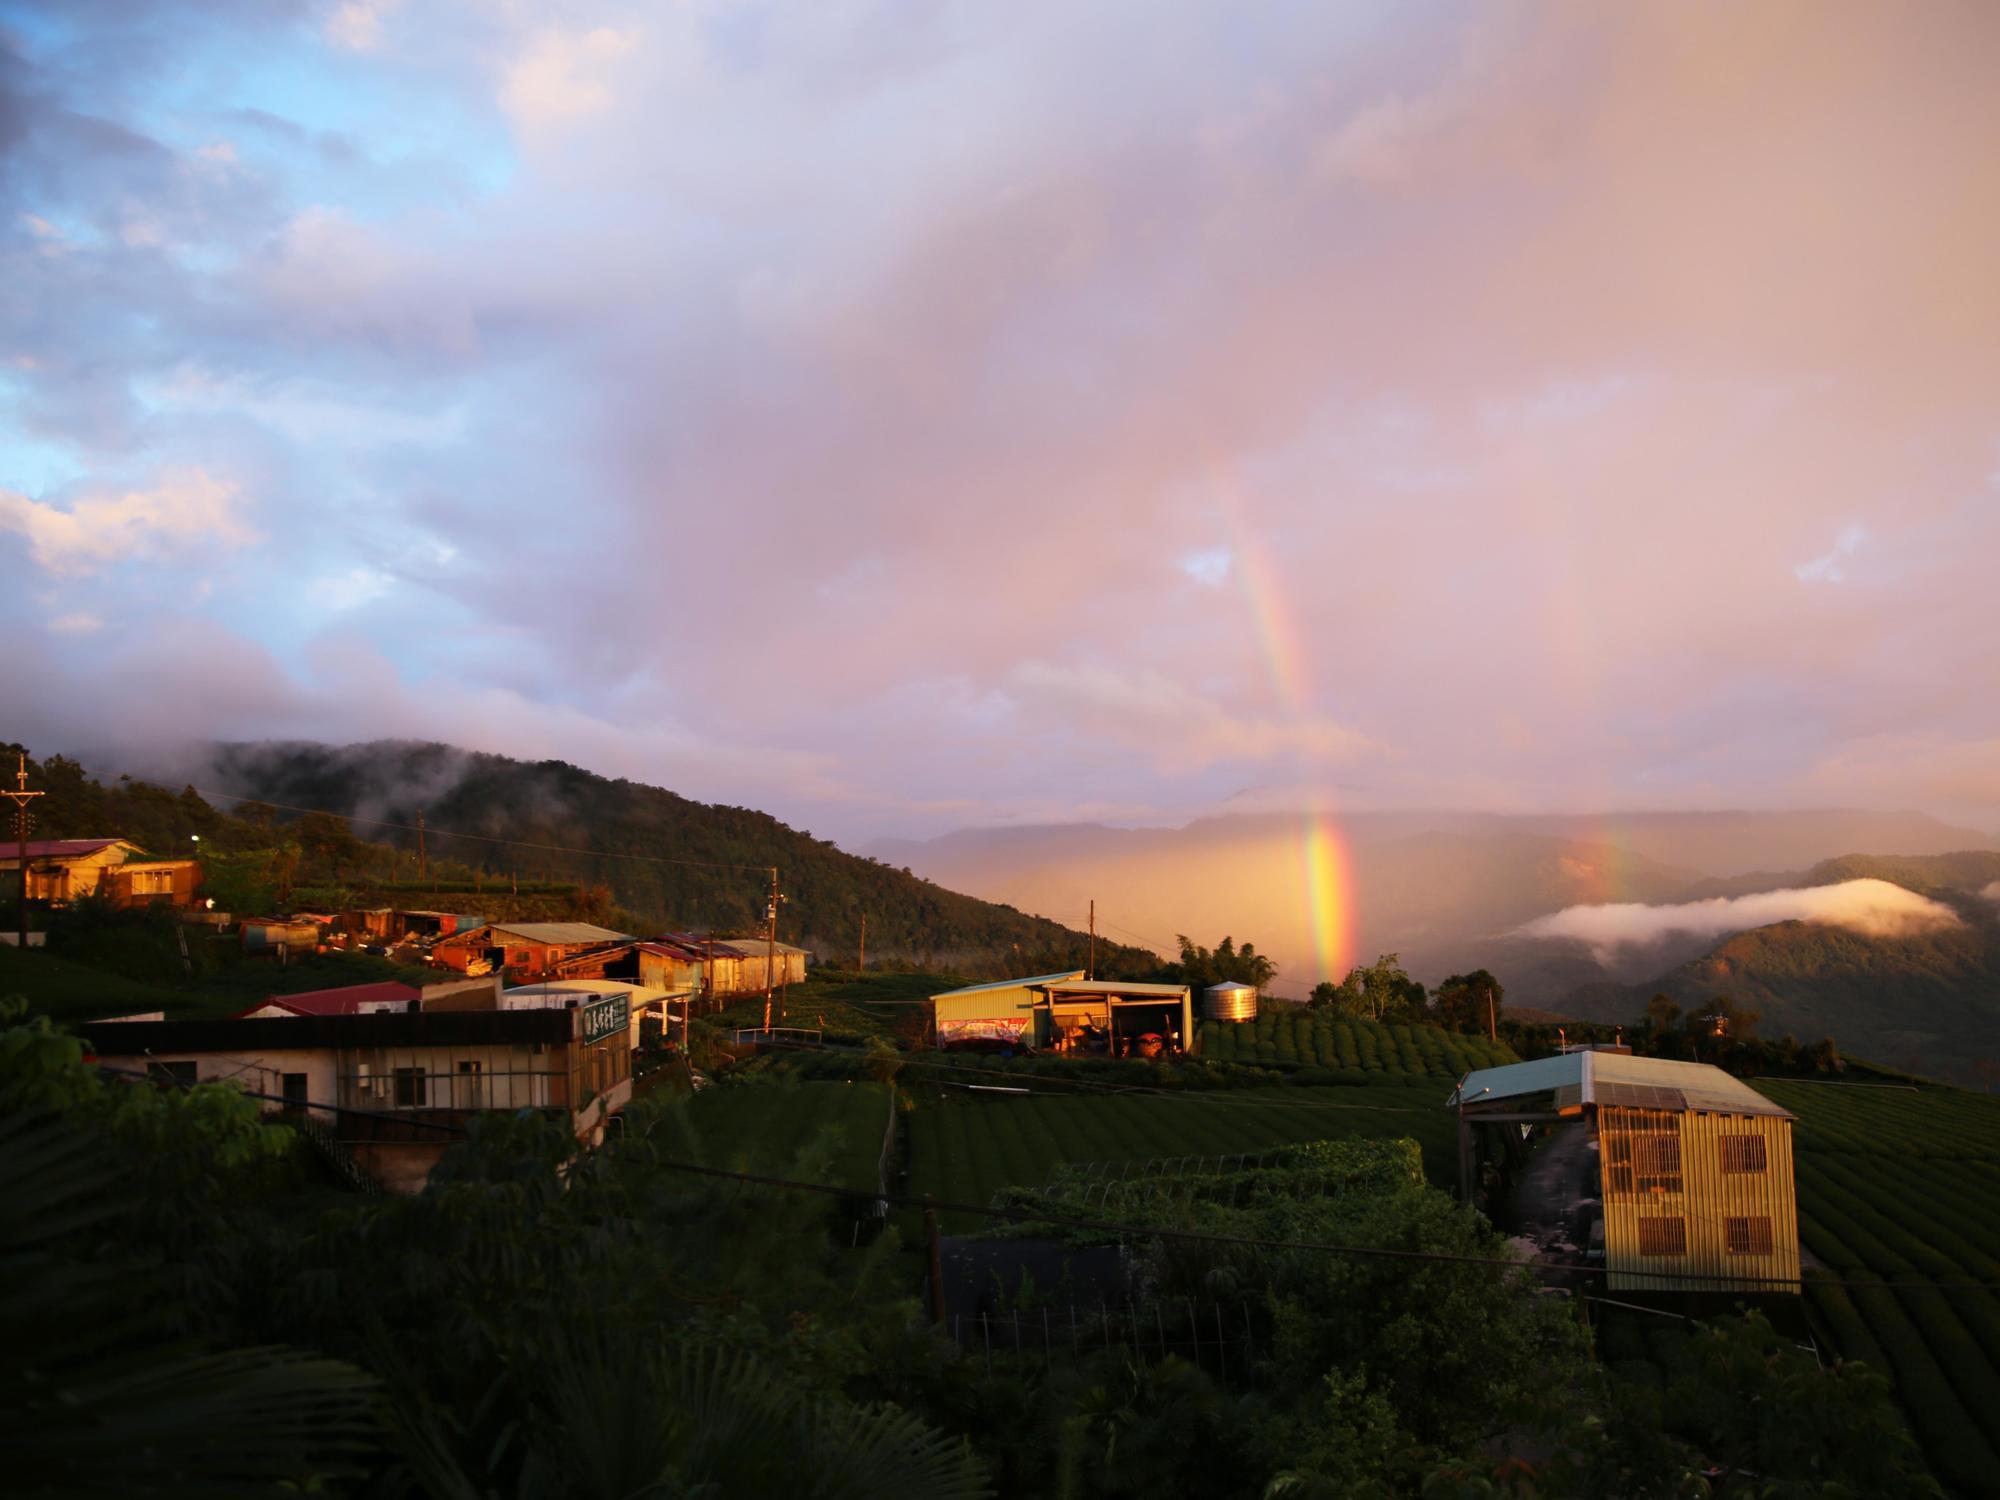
[2,0,1997,847]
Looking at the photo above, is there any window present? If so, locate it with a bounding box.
[1720,1135,1768,1174]
[281,1073,309,1108]
[1604,1128,1683,1195]
[393,1067,428,1108]
[148,1060,198,1088]
[1637,1217,1688,1256]
[1632,1133,1683,1195]
[1726,1217,1774,1256]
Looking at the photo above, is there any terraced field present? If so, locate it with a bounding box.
[677,1079,891,1193]
[1756,1079,2000,1497]
[1198,1013,1514,1077]
[905,1085,1451,1230]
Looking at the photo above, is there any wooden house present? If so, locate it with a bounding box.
[1447,1051,1800,1293]
[0,838,200,908]
[430,921,632,980]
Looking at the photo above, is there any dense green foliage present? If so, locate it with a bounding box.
[905,1085,1462,1231]
[1197,1011,1515,1077]
[0,1009,379,1495]
[1758,1079,2000,1496]
[0,1011,988,1497]
[0,996,1951,1498]
[1166,934,1277,991]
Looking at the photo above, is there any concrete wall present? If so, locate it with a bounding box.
[91,1045,340,1120]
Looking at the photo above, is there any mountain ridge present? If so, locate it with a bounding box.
[191,739,1159,978]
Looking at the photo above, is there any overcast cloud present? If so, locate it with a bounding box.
[2,2,1997,842]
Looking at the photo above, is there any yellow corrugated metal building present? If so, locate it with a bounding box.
[1449,1050,1800,1294]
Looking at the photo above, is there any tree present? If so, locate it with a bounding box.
[1172,935,1277,992]
[1325,953,1425,1022]
[1687,993,1760,1064]
[1432,969,1504,1037]
[294,811,361,881]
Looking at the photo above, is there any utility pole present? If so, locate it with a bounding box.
[5,754,44,953]
[1088,899,1095,981]
[1485,980,1497,1042]
[416,809,427,886]
[761,866,781,1030]
[857,912,866,976]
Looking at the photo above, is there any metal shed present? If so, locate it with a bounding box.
[1447,1051,1801,1293]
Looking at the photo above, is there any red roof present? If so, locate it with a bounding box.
[237,981,421,1018]
[5,838,132,861]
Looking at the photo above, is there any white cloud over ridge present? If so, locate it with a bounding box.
[1516,878,1961,963]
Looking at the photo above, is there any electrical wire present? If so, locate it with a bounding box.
[640,1154,2000,1294]
[91,1065,2000,1293]
[747,1036,1431,1112]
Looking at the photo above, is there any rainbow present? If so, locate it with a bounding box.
[1218,483,1355,985]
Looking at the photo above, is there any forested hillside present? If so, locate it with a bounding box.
[196,739,1154,976]
[1557,876,2000,1085]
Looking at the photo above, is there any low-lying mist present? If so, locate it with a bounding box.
[1514,877,1962,964]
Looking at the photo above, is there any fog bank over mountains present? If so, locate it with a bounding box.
[1515,879,1963,964]
[869,808,1999,997]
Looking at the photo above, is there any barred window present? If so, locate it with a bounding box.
[1726,1217,1774,1256]
[1632,1133,1683,1195]
[1720,1135,1768,1174]
[1637,1217,1688,1256]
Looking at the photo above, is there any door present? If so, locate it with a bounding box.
[457,1058,483,1110]
[281,1072,309,1112]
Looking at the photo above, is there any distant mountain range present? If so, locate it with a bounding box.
[173,746,2000,1081]
[1550,853,2000,1084]
[867,808,1996,987]
[200,740,1155,979]
[872,814,2000,1083]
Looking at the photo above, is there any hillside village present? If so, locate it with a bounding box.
[4,746,1999,1495]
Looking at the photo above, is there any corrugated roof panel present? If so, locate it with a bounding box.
[1452,1051,1583,1107]
[486,922,633,944]
[1043,980,1191,999]
[1449,1051,1792,1119]
[932,970,1085,999]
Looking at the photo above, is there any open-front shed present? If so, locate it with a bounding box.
[930,972,1194,1056]
[1447,1051,1800,1293]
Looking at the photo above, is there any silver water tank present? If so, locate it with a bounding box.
[1203,981,1259,1022]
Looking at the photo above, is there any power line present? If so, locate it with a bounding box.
[95,1066,2000,1294]
[642,1153,2000,1295]
[754,1036,1431,1112]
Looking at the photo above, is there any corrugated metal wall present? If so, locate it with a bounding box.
[1599,1106,1800,1293]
